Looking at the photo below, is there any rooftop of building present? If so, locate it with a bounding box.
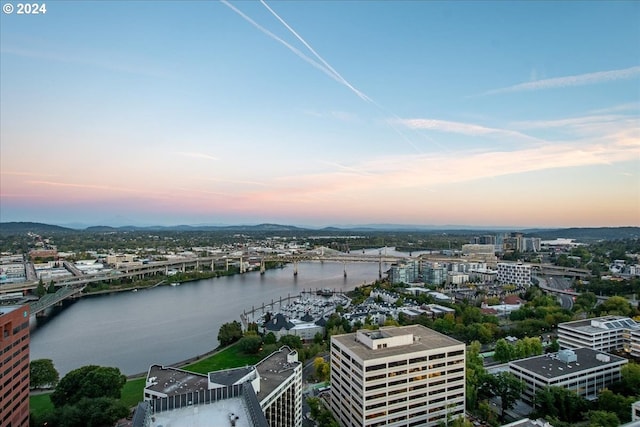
[209,367,255,387]
[255,346,300,401]
[149,397,254,427]
[510,347,627,379]
[331,324,463,361]
[0,303,28,317]
[145,365,209,397]
[559,315,640,333]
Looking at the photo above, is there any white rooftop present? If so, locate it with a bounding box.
[149,397,251,427]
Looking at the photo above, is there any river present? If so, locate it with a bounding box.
[29,259,392,376]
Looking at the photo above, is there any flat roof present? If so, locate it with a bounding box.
[510,348,627,379]
[331,325,463,361]
[255,347,300,401]
[209,366,254,387]
[149,396,253,427]
[559,316,640,334]
[146,365,209,397]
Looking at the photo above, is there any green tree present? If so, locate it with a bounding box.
[618,361,640,395]
[596,389,634,423]
[314,357,330,382]
[238,334,263,354]
[533,386,588,423]
[53,397,129,427]
[493,339,513,363]
[218,321,243,346]
[574,292,597,313]
[36,278,46,297]
[479,371,524,423]
[279,334,303,349]
[587,410,620,427]
[30,358,59,389]
[596,296,633,317]
[47,280,56,293]
[263,332,277,345]
[50,365,126,408]
[465,341,485,411]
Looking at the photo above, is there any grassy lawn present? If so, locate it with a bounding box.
[30,342,263,413]
[120,377,146,408]
[184,344,263,374]
[29,393,54,419]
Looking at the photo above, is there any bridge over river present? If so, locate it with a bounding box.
[27,285,85,316]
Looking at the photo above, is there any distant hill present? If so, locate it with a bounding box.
[0,222,75,234]
[1,222,637,241]
[523,227,639,242]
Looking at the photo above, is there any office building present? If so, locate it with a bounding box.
[0,305,30,427]
[509,348,627,404]
[558,316,640,355]
[139,346,302,427]
[329,325,465,427]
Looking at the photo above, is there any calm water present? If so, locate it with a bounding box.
[30,261,385,376]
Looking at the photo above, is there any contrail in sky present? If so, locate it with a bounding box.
[259,0,372,102]
[219,0,352,88]
[221,0,437,153]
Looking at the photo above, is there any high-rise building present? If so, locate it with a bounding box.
[139,346,302,427]
[329,325,465,427]
[0,304,30,427]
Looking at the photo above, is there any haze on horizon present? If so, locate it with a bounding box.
[1,1,639,229]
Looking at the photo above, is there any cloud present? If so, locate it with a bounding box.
[1,46,167,78]
[397,118,541,143]
[481,65,640,96]
[176,152,218,161]
[0,171,59,177]
[25,180,140,193]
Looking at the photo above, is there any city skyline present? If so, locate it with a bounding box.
[1,1,639,228]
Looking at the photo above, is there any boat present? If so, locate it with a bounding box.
[131,289,138,292]
[316,288,333,297]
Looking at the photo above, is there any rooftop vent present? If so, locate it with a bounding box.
[557,349,577,364]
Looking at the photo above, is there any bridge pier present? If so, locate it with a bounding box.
[343,261,347,278]
[260,258,265,275]
[293,260,298,276]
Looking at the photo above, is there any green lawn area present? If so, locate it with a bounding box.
[29,393,54,419]
[184,344,263,374]
[120,377,146,408]
[30,342,263,414]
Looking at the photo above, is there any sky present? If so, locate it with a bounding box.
[1,1,639,228]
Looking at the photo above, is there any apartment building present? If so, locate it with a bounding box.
[0,305,30,427]
[329,325,465,427]
[509,348,627,404]
[558,316,640,355]
[496,262,532,287]
[139,346,302,427]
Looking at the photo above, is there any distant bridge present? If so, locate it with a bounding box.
[28,285,85,316]
[0,252,407,294]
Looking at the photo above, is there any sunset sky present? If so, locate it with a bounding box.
[1,1,639,228]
